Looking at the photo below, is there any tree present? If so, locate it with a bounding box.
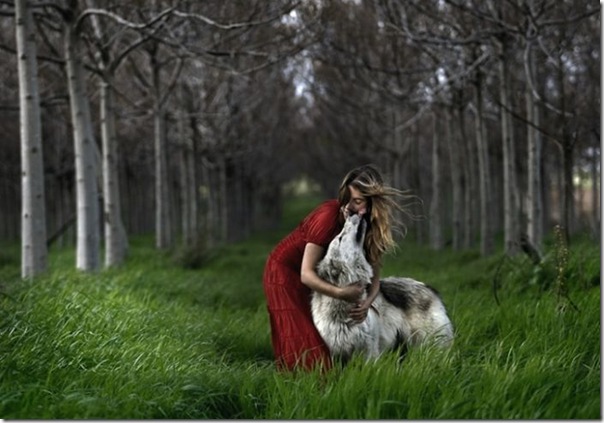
[63,0,101,271]
[525,15,544,252]
[175,81,198,248]
[0,0,599,258]
[495,35,520,255]
[16,0,47,278]
[84,0,171,266]
[429,111,445,250]
[472,64,494,256]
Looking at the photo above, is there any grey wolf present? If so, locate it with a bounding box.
[311,213,454,363]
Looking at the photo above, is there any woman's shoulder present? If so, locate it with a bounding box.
[306,199,339,220]
[299,199,341,247]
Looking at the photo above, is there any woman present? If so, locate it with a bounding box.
[262,164,409,371]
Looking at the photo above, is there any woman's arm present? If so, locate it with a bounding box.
[300,243,365,302]
[366,264,381,303]
[349,263,381,323]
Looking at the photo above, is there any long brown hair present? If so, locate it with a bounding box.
[337,164,412,266]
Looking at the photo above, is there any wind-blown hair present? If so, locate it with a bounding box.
[337,164,413,266]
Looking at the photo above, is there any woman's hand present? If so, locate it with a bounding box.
[338,282,365,303]
[349,300,371,323]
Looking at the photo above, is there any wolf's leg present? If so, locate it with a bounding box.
[365,318,382,361]
[369,342,381,360]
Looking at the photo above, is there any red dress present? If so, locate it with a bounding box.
[263,199,343,371]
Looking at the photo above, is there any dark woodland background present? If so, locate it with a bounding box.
[0,0,600,272]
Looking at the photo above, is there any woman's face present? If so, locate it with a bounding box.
[344,185,368,216]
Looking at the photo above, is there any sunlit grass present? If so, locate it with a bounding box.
[0,195,600,418]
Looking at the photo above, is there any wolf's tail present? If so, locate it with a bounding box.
[380,276,454,347]
[379,276,443,311]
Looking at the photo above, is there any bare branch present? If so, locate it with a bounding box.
[392,50,491,132]
[539,7,600,28]
[524,40,573,118]
[171,1,301,30]
[158,57,184,107]
[75,7,174,33]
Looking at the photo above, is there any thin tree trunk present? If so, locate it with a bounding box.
[499,48,520,254]
[177,105,190,245]
[65,14,100,271]
[525,45,543,251]
[557,55,574,245]
[86,0,128,267]
[590,138,600,238]
[177,97,198,247]
[186,114,198,246]
[429,112,444,250]
[201,159,216,249]
[474,76,494,256]
[229,163,240,243]
[228,160,242,243]
[459,106,474,249]
[218,157,228,244]
[560,141,574,243]
[154,107,171,249]
[100,79,127,266]
[409,123,424,244]
[16,0,47,278]
[238,161,250,241]
[446,107,463,250]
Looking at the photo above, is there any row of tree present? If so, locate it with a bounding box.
[0,0,600,278]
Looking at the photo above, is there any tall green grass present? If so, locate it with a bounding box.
[0,195,600,419]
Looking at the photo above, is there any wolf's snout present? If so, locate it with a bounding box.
[348,214,361,224]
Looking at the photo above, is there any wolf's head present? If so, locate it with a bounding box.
[339,213,368,250]
[316,213,373,286]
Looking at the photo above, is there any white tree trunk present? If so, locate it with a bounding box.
[177,110,190,245]
[459,107,475,249]
[201,160,216,249]
[446,107,463,250]
[551,53,574,243]
[589,142,600,238]
[429,112,444,250]
[525,45,543,251]
[218,158,228,244]
[177,107,194,247]
[154,108,172,249]
[186,124,198,245]
[177,88,198,248]
[65,20,100,271]
[86,0,127,267]
[499,51,520,254]
[100,79,127,266]
[474,78,494,256]
[16,0,47,278]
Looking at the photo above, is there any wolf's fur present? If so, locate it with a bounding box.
[311,214,453,363]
